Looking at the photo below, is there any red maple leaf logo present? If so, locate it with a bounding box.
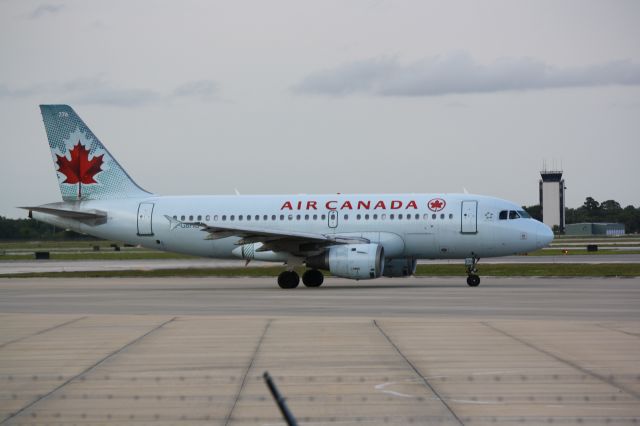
[56,141,104,199]
[428,198,446,212]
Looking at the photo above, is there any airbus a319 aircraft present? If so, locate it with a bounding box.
[24,105,553,288]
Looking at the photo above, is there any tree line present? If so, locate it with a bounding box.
[0,216,97,241]
[523,197,640,234]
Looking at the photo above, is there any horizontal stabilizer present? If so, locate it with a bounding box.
[21,204,107,222]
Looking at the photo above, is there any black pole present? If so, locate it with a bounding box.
[263,371,298,426]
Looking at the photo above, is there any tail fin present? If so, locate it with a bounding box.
[40,105,151,201]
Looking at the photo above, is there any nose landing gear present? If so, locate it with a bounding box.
[465,256,481,287]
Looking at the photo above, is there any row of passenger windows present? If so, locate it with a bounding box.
[498,210,531,220]
[173,212,455,222]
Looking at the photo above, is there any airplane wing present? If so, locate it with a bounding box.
[163,215,368,253]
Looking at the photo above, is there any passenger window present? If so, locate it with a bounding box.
[305,214,310,220]
[189,215,193,221]
[206,215,210,221]
[415,214,419,220]
[432,214,436,219]
[288,214,293,220]
[313,214,318,220]
[213,215,218,221]
[321,214,326,220]
[365,214,370,220]
[381,214,387,220]
[390,214,394,220]
[271,215,276,220]
[344,214,349,220]
[357,214,362,220]
[230,215,235,221]
[423,214,429,220]
[440,213,445,219]
[296,214,301,220]
[449,213,453,219]
[222,215,226,221]
[373,214,378,220]
[280,215,284,220]
[262,215,267,221]
[197,215,202,221]
[173,215,177,220]
[499,210,508,220]
[246,215,251,221]
[399,214,403,219]
[509,210,520,220]
[239,215,243,221]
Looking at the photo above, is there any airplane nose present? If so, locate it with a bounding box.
[536,222,554,247]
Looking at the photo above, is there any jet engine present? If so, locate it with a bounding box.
[306,244,384,280]
[383,257,417,277]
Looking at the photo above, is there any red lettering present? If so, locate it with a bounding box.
[374,200,386,209]
[296,201,302,210]
[306,201,317,210]
[340,200,353,210]
[406,200,418,209]
[281,201,293,210]
[391,200,402,209]
[357,200,371,210]
[326,200,337,210]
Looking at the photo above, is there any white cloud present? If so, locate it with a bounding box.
[293,52,640,97]
[0,78,220,107]
[29,3,65,19]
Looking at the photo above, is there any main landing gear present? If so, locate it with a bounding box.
[465,256,481,287]
[277,270,299,289]
[277,269,324,289]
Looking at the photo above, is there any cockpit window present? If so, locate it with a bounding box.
[509,210,520,219]
[499,210,508,220]
[517,210,531,219]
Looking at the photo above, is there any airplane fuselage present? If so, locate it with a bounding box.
[33,193,552,262]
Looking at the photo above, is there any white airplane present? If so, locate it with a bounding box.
[24,105,553,288]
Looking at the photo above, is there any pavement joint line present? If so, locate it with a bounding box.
[0,316,177,425]
[0,316,87,349]
[373,320,465,426]
[223,318,272,426]
[480,321,640,400]
[596,323,640,338]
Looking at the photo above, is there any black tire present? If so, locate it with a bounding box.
[277,271,300,289]
[302,269,324,287]
[466,274,480,287]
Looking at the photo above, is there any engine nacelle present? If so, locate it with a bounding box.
[383,258,417,277]
[307,243,384,280]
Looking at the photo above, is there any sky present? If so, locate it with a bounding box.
[1,0,639,218]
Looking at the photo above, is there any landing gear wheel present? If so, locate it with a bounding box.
[466,274,480,287]
[465,255,481,287]
[277,271,300,289]
[302,269,324,287]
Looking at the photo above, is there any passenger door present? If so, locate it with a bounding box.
[327,210,338,229]
[137,202,155,236]
[461,200,478,234]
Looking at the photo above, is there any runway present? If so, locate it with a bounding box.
[2,253,639,275]
[1,277,639,424]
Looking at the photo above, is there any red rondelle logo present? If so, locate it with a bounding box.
[428,198,446,212]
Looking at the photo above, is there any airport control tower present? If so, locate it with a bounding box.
[539,168,565,232]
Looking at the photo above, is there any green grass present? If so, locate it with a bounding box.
[528,249,640,256]
[0,252,196,260]
[1,264,639,279]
